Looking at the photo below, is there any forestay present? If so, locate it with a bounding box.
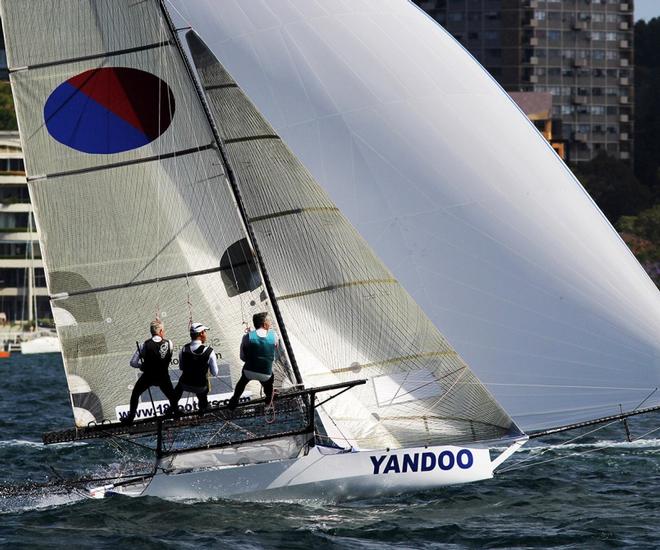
[0,0,296,426]
[173,0,660,431]
[187,32,520,450]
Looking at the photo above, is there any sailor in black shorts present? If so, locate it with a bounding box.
[123,319,178,424]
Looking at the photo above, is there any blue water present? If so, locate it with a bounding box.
[1,354,658,548]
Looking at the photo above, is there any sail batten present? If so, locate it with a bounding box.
[11,40,174,72]
[27,144,215,181]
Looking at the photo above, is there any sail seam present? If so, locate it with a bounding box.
[249,207,340,223]
[49,265,225,299]
[277,278,398,301]
[224,135,280,144]
[305,352,458,376]
[28,144,215,181]
[9,40,173,72]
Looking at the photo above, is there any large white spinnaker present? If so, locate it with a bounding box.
[173,0,660,431]
[0,0,296,426]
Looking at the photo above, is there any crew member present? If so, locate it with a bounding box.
[227,312,279,411]
[173,322,218,414]
[123,319,178,424]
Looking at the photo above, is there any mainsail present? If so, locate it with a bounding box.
[186,32,519,449]
[173,0,660,431]
[0,0,296,426]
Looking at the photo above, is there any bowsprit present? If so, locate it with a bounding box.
[370,449,474,475]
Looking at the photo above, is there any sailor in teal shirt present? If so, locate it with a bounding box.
[228,312,279,410]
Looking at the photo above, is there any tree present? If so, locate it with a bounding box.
[0,82,17,131]
[571,151,651,223]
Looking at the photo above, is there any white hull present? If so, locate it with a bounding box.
[20,336,61,355]
[105,444,505,502]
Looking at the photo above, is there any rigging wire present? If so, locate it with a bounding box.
[497,423,660,475]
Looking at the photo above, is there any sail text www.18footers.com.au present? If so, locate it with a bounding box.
[115,392,252,421]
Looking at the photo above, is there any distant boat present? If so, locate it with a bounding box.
[0,0,657,501]
[20,335,60,355]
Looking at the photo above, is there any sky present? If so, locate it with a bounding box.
[635,0,660,21]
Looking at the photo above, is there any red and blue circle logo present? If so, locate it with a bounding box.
[44,67,175,154]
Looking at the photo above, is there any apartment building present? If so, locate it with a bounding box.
[0,131,48,325]
[415,0,635,163]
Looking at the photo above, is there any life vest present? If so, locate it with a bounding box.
[180,343,213,387]
[244,330,276,375]
[140,338,172,376]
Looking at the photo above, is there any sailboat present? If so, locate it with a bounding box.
[0,0,658,501]
[19,212,61,355]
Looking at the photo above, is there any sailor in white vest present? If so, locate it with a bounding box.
[172,322,218,414]
[123,319,177,424]
[227,312,280,410]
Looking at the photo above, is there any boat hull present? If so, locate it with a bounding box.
[20,336,61,355]
[139,444,494,502]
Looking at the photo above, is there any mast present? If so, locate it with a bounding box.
[27,211,34,325]
[156,0,303,386]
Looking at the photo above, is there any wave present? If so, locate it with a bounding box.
[0,439,87,449]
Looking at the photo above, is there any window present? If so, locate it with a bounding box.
[535,11,546,20]
[605,50,619,60]
[592,13,604,23]
[592,50,605,60]
[548,30,560,41]
[591,31,603,41]
[590,106,605,115]
[605,32,618,42]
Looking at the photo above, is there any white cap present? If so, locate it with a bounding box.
[190,322,209,334]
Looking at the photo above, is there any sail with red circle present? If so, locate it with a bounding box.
[44,67,175,154]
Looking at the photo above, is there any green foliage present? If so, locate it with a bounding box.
[617,205,660,248]
[571,151,651,223]
[0,81,17,131]
[617,205,660,285]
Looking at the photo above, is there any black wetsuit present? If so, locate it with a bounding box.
[173,343,214,412]
[127,338,177,421]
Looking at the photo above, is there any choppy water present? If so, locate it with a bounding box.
[1,354,658,548]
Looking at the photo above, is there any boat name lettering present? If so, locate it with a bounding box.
[369,450,474,474]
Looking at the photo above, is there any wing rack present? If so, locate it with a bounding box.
[42,380,366,446]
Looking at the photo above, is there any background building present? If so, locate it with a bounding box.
[415,0,635,164]
[0,131,48,325]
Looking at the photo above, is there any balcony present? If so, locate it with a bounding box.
[619,21,629,30]
[619,3,630,12]
[620,77,629,86]
[620,114,629,122]
[620,151,630,160]
[619,96,629,104]
[574,133,589,143]
[619,40,629,48]
[530,56,539,65]
[529,19,539,28]
[530,75,539,83]
[528,0,539,7]
[529,37,539,46]
[620,58,629,67]
[572,96,588,105]
[620,133,629,141]
[572,22,588,31]
[573,58,588,68]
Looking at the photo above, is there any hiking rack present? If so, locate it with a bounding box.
[42,379,366,446]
